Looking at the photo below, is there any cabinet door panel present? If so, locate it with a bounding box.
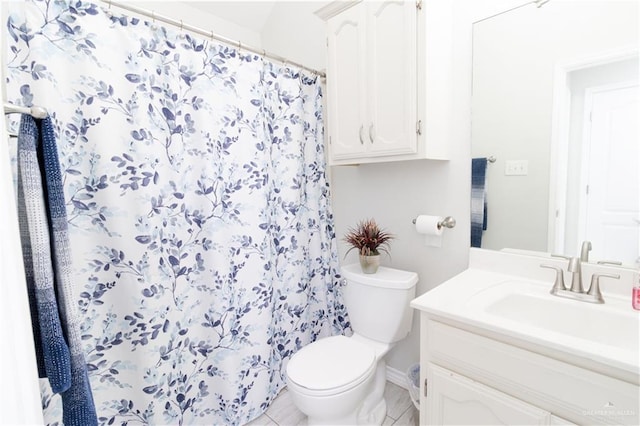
[427,364,551,425]
[327,6,366,160]
[368,1,417,155]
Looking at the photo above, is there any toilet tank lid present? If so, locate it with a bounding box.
[340,263,418,289]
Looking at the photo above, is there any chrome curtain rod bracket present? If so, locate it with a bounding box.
[99,0,327,79]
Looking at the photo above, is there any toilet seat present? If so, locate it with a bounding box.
[287,335,376,396]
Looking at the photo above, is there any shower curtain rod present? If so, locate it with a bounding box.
[100,0,327,79]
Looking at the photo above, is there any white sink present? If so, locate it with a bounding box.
[411,260,640,384]
[479,282,639,351]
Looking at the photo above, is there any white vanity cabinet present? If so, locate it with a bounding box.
[410,249,640,425]
[417,315,637,425]
[321,0,444,165]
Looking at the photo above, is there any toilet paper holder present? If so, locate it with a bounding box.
[412,216,456,230]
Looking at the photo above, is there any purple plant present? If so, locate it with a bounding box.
[343,219,394,256]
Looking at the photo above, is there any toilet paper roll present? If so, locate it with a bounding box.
[414,215,444,236]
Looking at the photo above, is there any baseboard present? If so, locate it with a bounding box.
[386,365,409,390]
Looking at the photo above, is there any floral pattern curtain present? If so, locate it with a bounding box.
[5,1,348,424]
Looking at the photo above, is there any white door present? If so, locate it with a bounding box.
[580,81,639,266]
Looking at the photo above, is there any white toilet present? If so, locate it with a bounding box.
[286,263,418,425]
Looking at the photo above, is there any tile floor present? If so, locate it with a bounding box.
[245,381,419,426]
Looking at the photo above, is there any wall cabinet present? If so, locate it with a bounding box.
[320,0,446,165]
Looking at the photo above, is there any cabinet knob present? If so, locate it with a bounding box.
[359,125,365,145]
[369,124,375,143]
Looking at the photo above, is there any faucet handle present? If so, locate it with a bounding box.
[587,273,620,303]
[540,264,566,293]
[551,254,571,269]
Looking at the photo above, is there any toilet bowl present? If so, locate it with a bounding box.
[286,335,378,425]
[285,264,418,425]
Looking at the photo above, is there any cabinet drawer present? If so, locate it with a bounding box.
[425,319,639,425]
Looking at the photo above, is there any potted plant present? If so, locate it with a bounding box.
[343,218,394,274]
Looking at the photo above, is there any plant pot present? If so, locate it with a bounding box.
[359,254,380,274]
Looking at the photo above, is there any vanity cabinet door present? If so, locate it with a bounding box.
[427,364,551,425]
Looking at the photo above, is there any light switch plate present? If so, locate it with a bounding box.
[505,160,528,176]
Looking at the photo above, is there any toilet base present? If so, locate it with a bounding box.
[356,360,388,425]
[306,360,389,426]
[306,398,386,426]
[356,398,386,426]
[306,400,386,426]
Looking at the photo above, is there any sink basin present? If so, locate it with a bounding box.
[411,250,640,385]
[484,291,639,350]
[459,279,640,376]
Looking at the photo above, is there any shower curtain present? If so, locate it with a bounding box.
[5,1,348,424]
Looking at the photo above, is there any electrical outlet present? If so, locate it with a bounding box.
[505,160,528,176]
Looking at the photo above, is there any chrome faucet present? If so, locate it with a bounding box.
[567,257,584,293]
[580,240,592,263]
[540,256,619,304]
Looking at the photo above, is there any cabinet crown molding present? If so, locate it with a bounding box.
[314,1,362,21]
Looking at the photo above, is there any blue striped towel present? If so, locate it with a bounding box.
[19,114,98,426]
[17,114,72,394]
[471,158,488,248]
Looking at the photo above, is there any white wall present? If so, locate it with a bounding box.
[261,1,328,72]
[133,1,263,47]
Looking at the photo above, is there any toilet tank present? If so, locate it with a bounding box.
[340,263,418,343]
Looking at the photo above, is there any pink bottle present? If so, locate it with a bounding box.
[633,286,640,310]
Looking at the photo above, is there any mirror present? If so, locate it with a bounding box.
[471,0,639,267]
